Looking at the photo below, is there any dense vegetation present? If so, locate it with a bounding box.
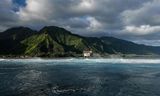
[0,26,160,57]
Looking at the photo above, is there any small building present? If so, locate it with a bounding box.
[83,50,93,58]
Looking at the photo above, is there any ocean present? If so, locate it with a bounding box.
[1,58,160,96]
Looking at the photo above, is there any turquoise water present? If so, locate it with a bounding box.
[1,58,160,96]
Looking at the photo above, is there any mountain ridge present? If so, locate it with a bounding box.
[0,26,160,57]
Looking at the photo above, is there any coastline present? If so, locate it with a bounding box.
[1,54,160,59]
[1,57,160,64]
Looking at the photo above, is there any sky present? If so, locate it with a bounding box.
[0,0,160,46]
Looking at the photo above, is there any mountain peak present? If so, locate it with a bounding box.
[0,26,35,40]
[40,26,72,34]
[4,26,33,32]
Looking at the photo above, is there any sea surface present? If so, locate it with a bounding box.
[1,58,160,96]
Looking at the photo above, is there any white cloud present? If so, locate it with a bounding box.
[1,0,160,45]
[124,25,160,35]
[121,0,160,26]
[86,17,103,32]
[133,40,160,46]
[0,0,148,32]
[17,0,53,21]
[73,0,95,12]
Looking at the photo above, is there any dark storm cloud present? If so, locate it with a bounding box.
[0,0,160,46]
[0,0,20,30]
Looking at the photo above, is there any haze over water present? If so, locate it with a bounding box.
[1,58,160,96]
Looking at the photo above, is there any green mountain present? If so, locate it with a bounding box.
[0,27,36,55]
[0,26,160,57]
[100,37,160,55]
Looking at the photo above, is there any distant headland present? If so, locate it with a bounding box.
[0,26,160,58]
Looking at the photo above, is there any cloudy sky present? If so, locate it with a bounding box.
[0,0,160,46]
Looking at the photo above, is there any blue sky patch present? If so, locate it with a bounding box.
[12,0,26,7]
[12,0,26,12]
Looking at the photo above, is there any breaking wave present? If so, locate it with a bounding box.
[0,59,5,61]
[1,58,160,64]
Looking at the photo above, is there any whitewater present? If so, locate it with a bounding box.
[1,58,160,64]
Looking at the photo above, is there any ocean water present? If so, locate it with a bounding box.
[1,58,160,96]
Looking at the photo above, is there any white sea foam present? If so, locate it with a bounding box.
[1,58,160,64]
[0,59,5,61]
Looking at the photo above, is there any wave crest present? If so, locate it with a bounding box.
[1,58,160,64]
